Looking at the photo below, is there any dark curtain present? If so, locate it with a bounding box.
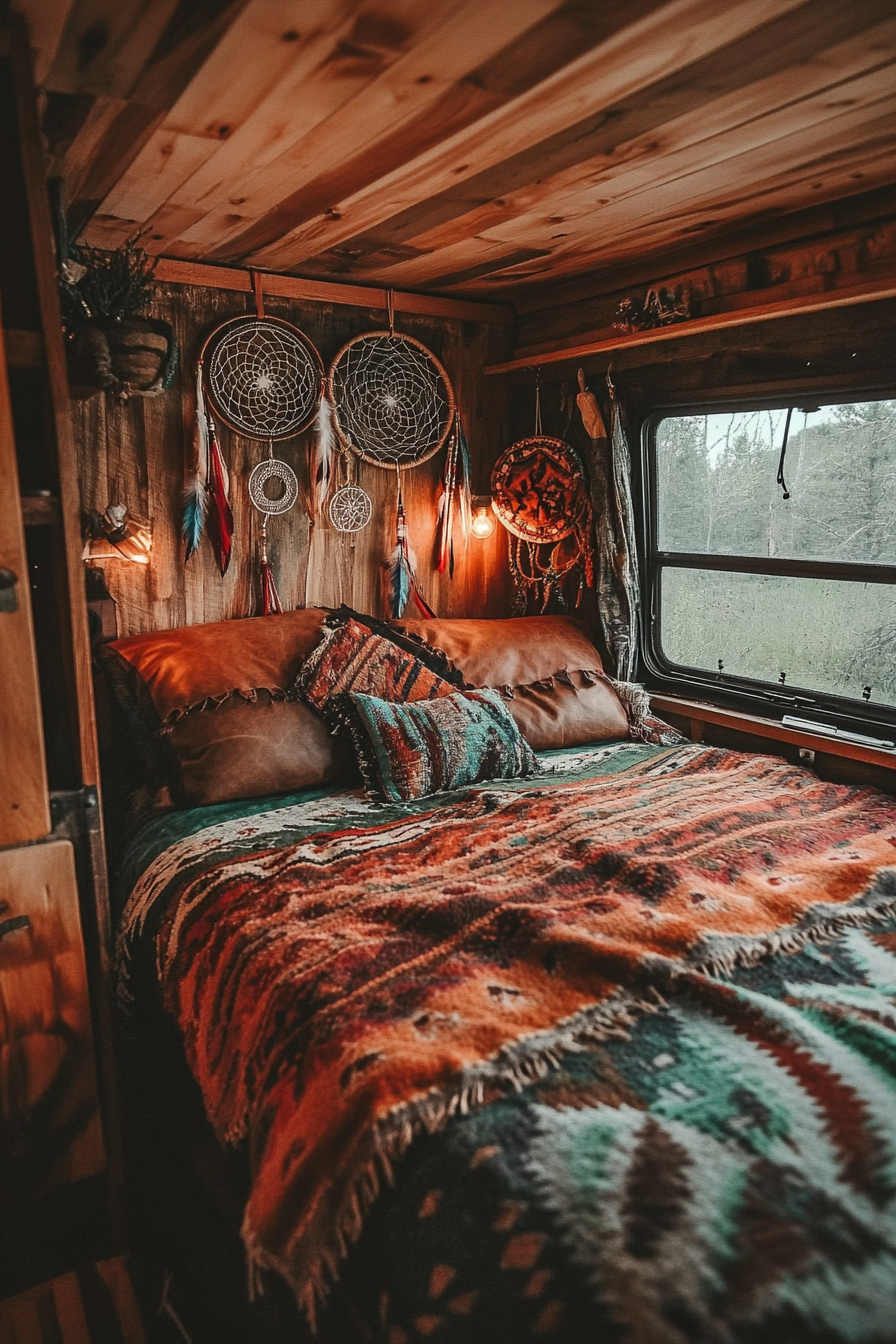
[591,383,641,681]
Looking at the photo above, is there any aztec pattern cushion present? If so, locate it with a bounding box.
[295,611,463,718]
[393,615,631,750]
[96,608,336,809]
[340,687,540,801]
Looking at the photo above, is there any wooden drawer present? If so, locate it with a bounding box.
[0,840,104,1190]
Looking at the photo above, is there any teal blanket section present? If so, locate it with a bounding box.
[114,738,645,918]
[346,915,896,1343]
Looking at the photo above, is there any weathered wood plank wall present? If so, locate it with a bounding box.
[71,282,513,636]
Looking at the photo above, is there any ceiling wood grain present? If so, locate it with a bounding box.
[15,0,896,303]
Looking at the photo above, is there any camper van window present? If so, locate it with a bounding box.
[645,397,896,723]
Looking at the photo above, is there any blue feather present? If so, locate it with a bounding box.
[183,477,208,560]
[388,543,411,618]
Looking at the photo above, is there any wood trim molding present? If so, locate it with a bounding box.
[651,693,896,771]
[483,277,896,374]
[152,257,515,326]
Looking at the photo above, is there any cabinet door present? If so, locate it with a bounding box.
[0,303,49,844]
[0,840,105,1193]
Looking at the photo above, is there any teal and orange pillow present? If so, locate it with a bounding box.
[337,686,540,802]
[295,609,465,716]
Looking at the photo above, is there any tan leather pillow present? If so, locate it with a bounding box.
[393,616,629,751]
[99,609,343,808]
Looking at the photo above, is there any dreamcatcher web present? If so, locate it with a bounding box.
[207,318,321,440]
[330,332,453,466]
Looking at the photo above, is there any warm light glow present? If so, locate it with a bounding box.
[471,505,495,539]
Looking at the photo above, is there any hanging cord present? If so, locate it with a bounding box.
[534,369,542,435]
[776,407,793,500]
[387,288,395,335]
[251,269,265,318]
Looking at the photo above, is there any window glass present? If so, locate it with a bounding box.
[660,569,896,708]
[656,401,896,564]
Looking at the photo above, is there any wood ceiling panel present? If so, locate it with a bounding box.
[477,130,896,293]
[371,16,896,261]
[158,0,569,262]
[20,0,896,304]
[327,62,896,288]
[236,0,814,271]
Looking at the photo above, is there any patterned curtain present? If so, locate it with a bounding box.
[591,381,641,681]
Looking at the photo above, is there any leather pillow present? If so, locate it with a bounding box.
[97,608,341,808]
[393,616,629,751]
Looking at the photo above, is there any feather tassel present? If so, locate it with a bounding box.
[182,475,207,559]
[206,416,234,575]
[388,542,412,619]
[311,390,335,520]
[184,361,210,560]
[456,417,472,546]
[259,558,283,615]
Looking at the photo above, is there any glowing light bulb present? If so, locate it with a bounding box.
[471,505,495,539]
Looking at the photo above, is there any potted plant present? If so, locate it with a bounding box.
[54,190,179,398]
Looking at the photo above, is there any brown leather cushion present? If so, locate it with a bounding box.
[393,616,629,750]
[167,692,350,807]
[111,608,329,721]
[99,609,342,809]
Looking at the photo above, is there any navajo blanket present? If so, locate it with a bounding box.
[117,743,896,1328]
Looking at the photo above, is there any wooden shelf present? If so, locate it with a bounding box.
[651,693,896,771]
[152,257,515,327]
[483,277,896,375]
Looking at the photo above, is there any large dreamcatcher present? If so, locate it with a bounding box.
[183,294,323,612]
[491,376,594,615]
[327,295,454,615]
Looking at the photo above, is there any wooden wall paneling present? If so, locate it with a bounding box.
[71,281,514,636]
[235,0,810,273]
[0,300,50,846]
[484,283,896,378]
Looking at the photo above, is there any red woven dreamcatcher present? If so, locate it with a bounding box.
[491,376,594,614]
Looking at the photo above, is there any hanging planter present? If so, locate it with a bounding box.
[66,314,179,398]
[52,192,179,399]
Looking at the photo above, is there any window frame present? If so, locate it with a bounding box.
[639,388,896,737]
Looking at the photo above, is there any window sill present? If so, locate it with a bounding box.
[651,693,896,772]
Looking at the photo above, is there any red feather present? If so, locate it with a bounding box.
[259,559,283,615]
[206,423,234,576]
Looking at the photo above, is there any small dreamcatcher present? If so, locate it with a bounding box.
[329,447,372,533]
[248,450,299,614]
[491,374,594,615]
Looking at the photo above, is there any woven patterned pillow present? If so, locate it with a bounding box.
[296,615,460,715]
[340,687,540,802]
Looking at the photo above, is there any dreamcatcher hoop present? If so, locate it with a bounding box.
[201,315,323,440]
[329,484,372,533]
[329,331,455,468]
[491,436,588,542]
[247,457,299,515]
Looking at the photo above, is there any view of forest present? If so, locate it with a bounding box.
[654,400,896,710]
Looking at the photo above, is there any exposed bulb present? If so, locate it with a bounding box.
[471,505,495,539]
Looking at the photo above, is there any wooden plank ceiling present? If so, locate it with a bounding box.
[17,0,896,301]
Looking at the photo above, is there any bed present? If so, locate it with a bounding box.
[98,610,896,1344]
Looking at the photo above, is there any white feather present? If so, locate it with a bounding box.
[312,393,335,518]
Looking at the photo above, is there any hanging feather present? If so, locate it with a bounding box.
[184,361,210,560]
[259,558,283,615]
[388,540,412,619]
[311,389,335,520]
[436,425,457,575]
[456,416,472,547]
[206,416,234,576]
